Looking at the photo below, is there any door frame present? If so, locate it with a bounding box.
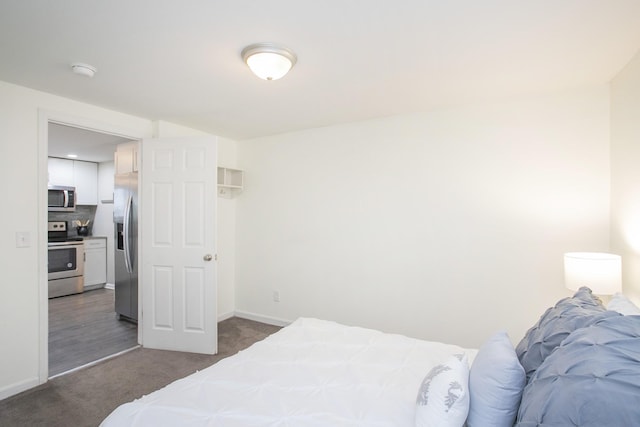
[37,110,146,384]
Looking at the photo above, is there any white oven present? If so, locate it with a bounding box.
[48,241,84,298]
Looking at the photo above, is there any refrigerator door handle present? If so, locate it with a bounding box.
[123,194,133,273]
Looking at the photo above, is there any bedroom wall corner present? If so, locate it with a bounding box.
[216,136,238,319]
[610,49,640,306]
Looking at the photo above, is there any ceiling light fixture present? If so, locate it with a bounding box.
[241,43,297,81]
[70,62,97,78]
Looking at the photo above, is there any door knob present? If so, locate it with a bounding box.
[203,254,213,261]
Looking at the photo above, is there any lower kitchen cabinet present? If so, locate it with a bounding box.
[84,238,107,288]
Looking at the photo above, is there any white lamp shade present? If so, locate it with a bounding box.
[564,252,622,295]
[241,43,297,81]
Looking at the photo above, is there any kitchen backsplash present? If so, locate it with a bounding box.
[48,205,97,237]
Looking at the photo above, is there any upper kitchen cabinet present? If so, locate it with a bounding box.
[73,161,98,205]
[115,141,139,174]
[48,158,98,205]
[48,157,74,186]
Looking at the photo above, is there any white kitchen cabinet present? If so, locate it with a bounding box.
[115,141,139,174]
[48,158,74,186]
[84,238,107,288]
[73,161,98,205]
[48,158,98,205]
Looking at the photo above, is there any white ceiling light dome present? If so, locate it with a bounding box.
[70,62,97,78]
[241,43,297,81]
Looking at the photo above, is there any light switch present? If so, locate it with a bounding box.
[15,231,30,248]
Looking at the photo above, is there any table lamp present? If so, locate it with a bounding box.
[564,252,622,295]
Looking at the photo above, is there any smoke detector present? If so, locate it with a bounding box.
[70,63,97,78]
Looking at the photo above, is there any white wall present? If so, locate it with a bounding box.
[0,81,236,400]
[235,86,611,348]
[94,161,116,286]
[611,50,640,304]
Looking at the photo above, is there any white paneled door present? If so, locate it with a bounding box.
[140,137,218,354]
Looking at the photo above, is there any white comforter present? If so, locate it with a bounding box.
[101,318,476,427]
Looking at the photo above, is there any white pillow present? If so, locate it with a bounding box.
[415,353,469,427]
[607,292,640,315]
[467,331,525,427]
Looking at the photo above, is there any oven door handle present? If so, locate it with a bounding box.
[123,194,133,273]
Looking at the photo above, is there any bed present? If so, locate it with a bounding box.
[102,288,640,427]
[101,317,476,426]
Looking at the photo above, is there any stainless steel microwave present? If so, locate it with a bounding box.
[48,185,76,212]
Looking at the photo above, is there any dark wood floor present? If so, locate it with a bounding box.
[49,288,138,376]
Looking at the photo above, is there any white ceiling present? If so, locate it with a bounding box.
[1,1,639,141]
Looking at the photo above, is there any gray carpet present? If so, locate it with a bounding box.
[0,317,281,427]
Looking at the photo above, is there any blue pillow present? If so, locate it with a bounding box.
[516,314,640,426]
[515,287,615,382]
[467,331,525,427]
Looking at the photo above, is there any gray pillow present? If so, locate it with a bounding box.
[515,287,615,382]
[516,314,640,427]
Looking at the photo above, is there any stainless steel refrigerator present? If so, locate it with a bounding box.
[114,171,138,322]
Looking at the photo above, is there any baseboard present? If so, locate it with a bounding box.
[217,311,235,322]
[233,310,292,327]
[104,283,115,290]
[0,376,40,401]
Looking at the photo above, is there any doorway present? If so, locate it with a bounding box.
[46,121,138,377]
[39,114,219,384]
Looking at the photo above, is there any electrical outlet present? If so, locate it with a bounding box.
[273,290,280,303]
